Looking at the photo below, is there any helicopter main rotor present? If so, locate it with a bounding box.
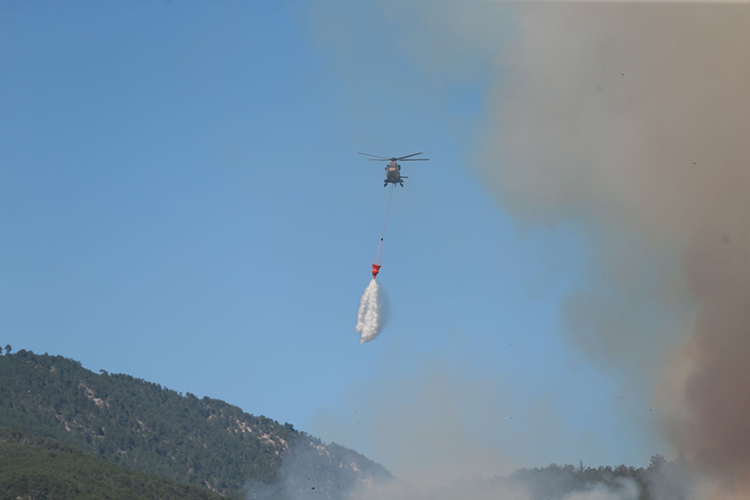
[358,152,430,162]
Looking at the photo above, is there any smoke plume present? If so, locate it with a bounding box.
[471,3,750,497]
[356,279,388,343]
[561,479,639,500]
[342,467,644,500]
[311,1,750,498]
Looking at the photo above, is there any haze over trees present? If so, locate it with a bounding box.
[0,349,692,500]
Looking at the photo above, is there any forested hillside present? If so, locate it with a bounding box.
[0,427,226,500]
[504,457,694,500]
[0,349,391,499]
[0,348,694,500]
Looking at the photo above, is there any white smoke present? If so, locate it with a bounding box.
[356,279,388,343]
[344,473,643,500]
[561,478,640,500]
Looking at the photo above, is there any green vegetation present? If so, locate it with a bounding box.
[0,427,226,500]
[0,350,390,499]
[503,456,695,500]
[0,349,693,500]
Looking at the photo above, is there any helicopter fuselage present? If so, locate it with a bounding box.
[358,151,426,187]
[385,162,406,187]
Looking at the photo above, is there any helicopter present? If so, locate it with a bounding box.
[358,152,430,187]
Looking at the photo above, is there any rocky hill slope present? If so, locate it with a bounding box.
[0,350,390,499]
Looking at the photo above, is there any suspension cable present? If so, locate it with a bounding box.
[373,185,395,265]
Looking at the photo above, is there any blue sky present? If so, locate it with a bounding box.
[1,1,660,475]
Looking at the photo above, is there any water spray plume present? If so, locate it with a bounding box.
[356,279,388,344]
[356,185,394,343]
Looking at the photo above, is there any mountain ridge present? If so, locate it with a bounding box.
[0,349,391,499]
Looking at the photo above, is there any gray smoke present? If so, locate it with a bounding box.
[309,1,750,498]
[473,4,750,497]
